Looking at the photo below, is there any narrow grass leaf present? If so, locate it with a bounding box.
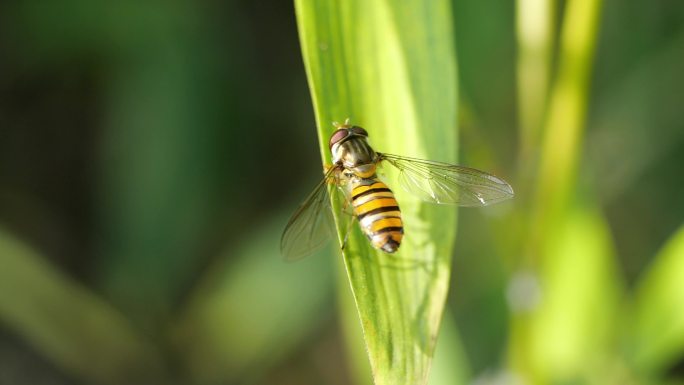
[295,1,458,384]
[338,259,374,385]
[630,223,684,375]
[516,0,554,161]
[528,204,621,383]
[174,213,335,384]
[0,227,162,384]
[530,0,603,245]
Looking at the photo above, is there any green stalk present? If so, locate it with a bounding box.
[531,0,603,238]
[516,0,554,165]
[510,0,606,383]
[295,1,458,384]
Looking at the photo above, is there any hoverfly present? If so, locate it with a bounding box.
[281,119,514,260]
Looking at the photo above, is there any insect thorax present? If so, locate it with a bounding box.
[332,137,378,179]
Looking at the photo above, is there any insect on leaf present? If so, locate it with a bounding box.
[294,1,459,384]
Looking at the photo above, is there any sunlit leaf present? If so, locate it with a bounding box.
[338,260,374,385]
[295,1,459,384]
[527,205,621,383]
[630,223,684,376]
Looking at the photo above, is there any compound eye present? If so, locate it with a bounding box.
[350,126,368,136]
[329,129,349,149]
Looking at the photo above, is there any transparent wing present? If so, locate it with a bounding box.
[378,152,514,206]
[281,167,341,261]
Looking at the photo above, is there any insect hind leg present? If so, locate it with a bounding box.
[340,215,357,251]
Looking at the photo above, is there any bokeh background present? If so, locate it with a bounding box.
[1,0,684,384]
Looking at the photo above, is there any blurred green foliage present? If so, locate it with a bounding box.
[0,0,683,385]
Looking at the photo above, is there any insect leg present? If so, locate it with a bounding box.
[340,216,357,251]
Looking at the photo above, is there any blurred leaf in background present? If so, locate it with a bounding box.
[0,227,163,384]
[174,213,335,384]
[629,224,684,379]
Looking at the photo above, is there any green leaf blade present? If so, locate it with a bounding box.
[526,205,622,383]
[174,213,335,384]
[295,1,459,384]
[630,223,684,375]
[0,227,162,384]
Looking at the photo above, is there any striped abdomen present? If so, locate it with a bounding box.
[351,179,404,253]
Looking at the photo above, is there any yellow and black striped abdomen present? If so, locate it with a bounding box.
[351,179,404,253]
